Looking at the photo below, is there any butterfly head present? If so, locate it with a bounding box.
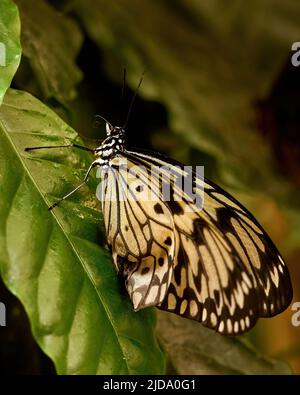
[95,122,125,161]
[105,122,125,137]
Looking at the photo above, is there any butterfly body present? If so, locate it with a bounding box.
[92,122,293,335]
[94,124,125,166]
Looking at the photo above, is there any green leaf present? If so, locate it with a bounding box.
[14,0,83,104]
[0,89,165,375]
[0,0,21,106]
[157,311,292,374]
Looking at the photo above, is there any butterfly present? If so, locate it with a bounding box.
[25,117,293,336]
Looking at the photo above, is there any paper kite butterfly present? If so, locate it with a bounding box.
[25,105,293,337]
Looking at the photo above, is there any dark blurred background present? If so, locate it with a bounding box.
[1,0,300,374]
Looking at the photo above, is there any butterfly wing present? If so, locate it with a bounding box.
[101,149,293,335]
[99,156,176,310]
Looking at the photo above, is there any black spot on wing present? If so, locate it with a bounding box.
[141,267,150,275]
[167,184,184,215]
[214,290,220,307]
[154,203,164,214]
[174,244,189,285]
[191,218,206,243]
[164,237,172,246]
[158,257,164,266]
[216,207,234,232]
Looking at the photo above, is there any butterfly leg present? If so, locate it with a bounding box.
[25,143,95,153]
[49,161,100,211]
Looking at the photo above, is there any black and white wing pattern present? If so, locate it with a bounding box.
[100,149,293,335]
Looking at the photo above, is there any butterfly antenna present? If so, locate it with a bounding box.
[93,114,113,130]
[123,71,145,130]
[121,68,126,102]
[119,68,127,124]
